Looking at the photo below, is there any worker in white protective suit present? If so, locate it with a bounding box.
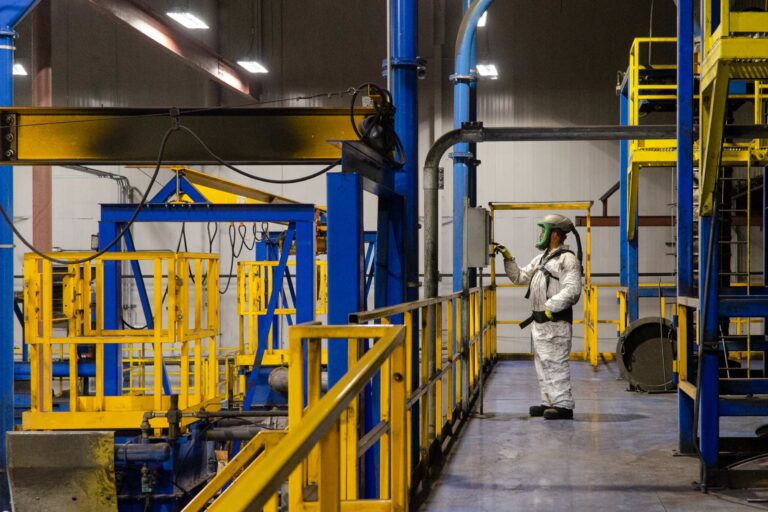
[494,214,583,420]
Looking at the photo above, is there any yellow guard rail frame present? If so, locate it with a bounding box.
[22,251,222,430]
[186,287,496,511]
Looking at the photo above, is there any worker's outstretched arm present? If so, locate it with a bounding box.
[502,252,537,285]
[544,253,582,313]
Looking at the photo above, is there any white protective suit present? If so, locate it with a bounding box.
[504,244,582,410]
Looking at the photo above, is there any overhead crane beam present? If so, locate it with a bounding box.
[88,0,256,98]
[0,107,371,165]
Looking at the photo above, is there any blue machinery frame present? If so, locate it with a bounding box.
[673,0,768,487]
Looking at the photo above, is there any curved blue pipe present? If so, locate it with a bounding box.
[452,0,494,292]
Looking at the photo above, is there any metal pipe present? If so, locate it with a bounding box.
[206,426,263,441]
[425,123,679,304]
[114,442,171,463]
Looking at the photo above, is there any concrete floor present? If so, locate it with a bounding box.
[422,360,768,512]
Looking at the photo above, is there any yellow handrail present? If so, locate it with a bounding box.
[187,324,408,511]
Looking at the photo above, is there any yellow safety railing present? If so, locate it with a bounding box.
[350,287,496,483]
[236,259,328,368]
[22,251,223,430]
[184,324,409,512]
[185,286,496,511]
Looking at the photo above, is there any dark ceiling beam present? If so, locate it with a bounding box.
[88,0,255,99]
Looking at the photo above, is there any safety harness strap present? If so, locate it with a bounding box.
[519,307,574,329]
[523,247,574,300]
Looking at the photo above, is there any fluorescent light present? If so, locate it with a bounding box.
[166,11,209,29]
[237,60,268,74]
[477,11,488,27]
[476,63,498,79]
[12,63,27,76]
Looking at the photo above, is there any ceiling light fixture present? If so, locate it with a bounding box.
[477,11,488,27]
[476,63,498,79]
[166,11,209,29]
[237,60,268,74]
[12,63,27,76]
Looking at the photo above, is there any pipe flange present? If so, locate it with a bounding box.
[450,72,477,84]
[449,150,474,161]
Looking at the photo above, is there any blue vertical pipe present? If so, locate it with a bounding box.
[452,0,494,293]
[391,0,417,307]
[1,4,41,506]
[676,0,696,454]
[390,0,419,475]
[0,25,13,509]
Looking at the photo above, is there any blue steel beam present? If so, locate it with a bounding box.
[148,175,208,204]
[638,287,677,298]
[698,212,720,471]
[1,5,38,504]
[98,221,124,396]
[100,203,316,224]
[718,296,768,317]
[326,172,364,387]
[676,0,696,455]
[244,225,296,409]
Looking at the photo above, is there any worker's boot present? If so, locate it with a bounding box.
[529,405,547,417]
[543,407,573,420]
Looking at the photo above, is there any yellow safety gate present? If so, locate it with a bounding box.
[22,251,224,430]
[489,201,615,366]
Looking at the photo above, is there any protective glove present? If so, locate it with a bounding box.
[493,243,513,260]
[545,310,554,320]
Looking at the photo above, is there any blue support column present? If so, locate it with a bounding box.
[698,213,720,472]
[294,220,316,325]
[677,0,695,299]
[619,90,640,322]
[326,172,364,386]
[98,221,122,396]
[1,6,37,503]
[0,25,13,512]
[676,0,696,454]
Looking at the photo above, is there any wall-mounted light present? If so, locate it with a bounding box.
[166,11,209,29]
[12,63,27,76]
[237,60,268,74]
[476,63,498,79]
[477,11,488,27]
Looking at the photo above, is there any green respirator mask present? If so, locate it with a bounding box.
[535,223,553,250]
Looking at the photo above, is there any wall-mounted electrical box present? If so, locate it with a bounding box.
[464,206,491,269]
